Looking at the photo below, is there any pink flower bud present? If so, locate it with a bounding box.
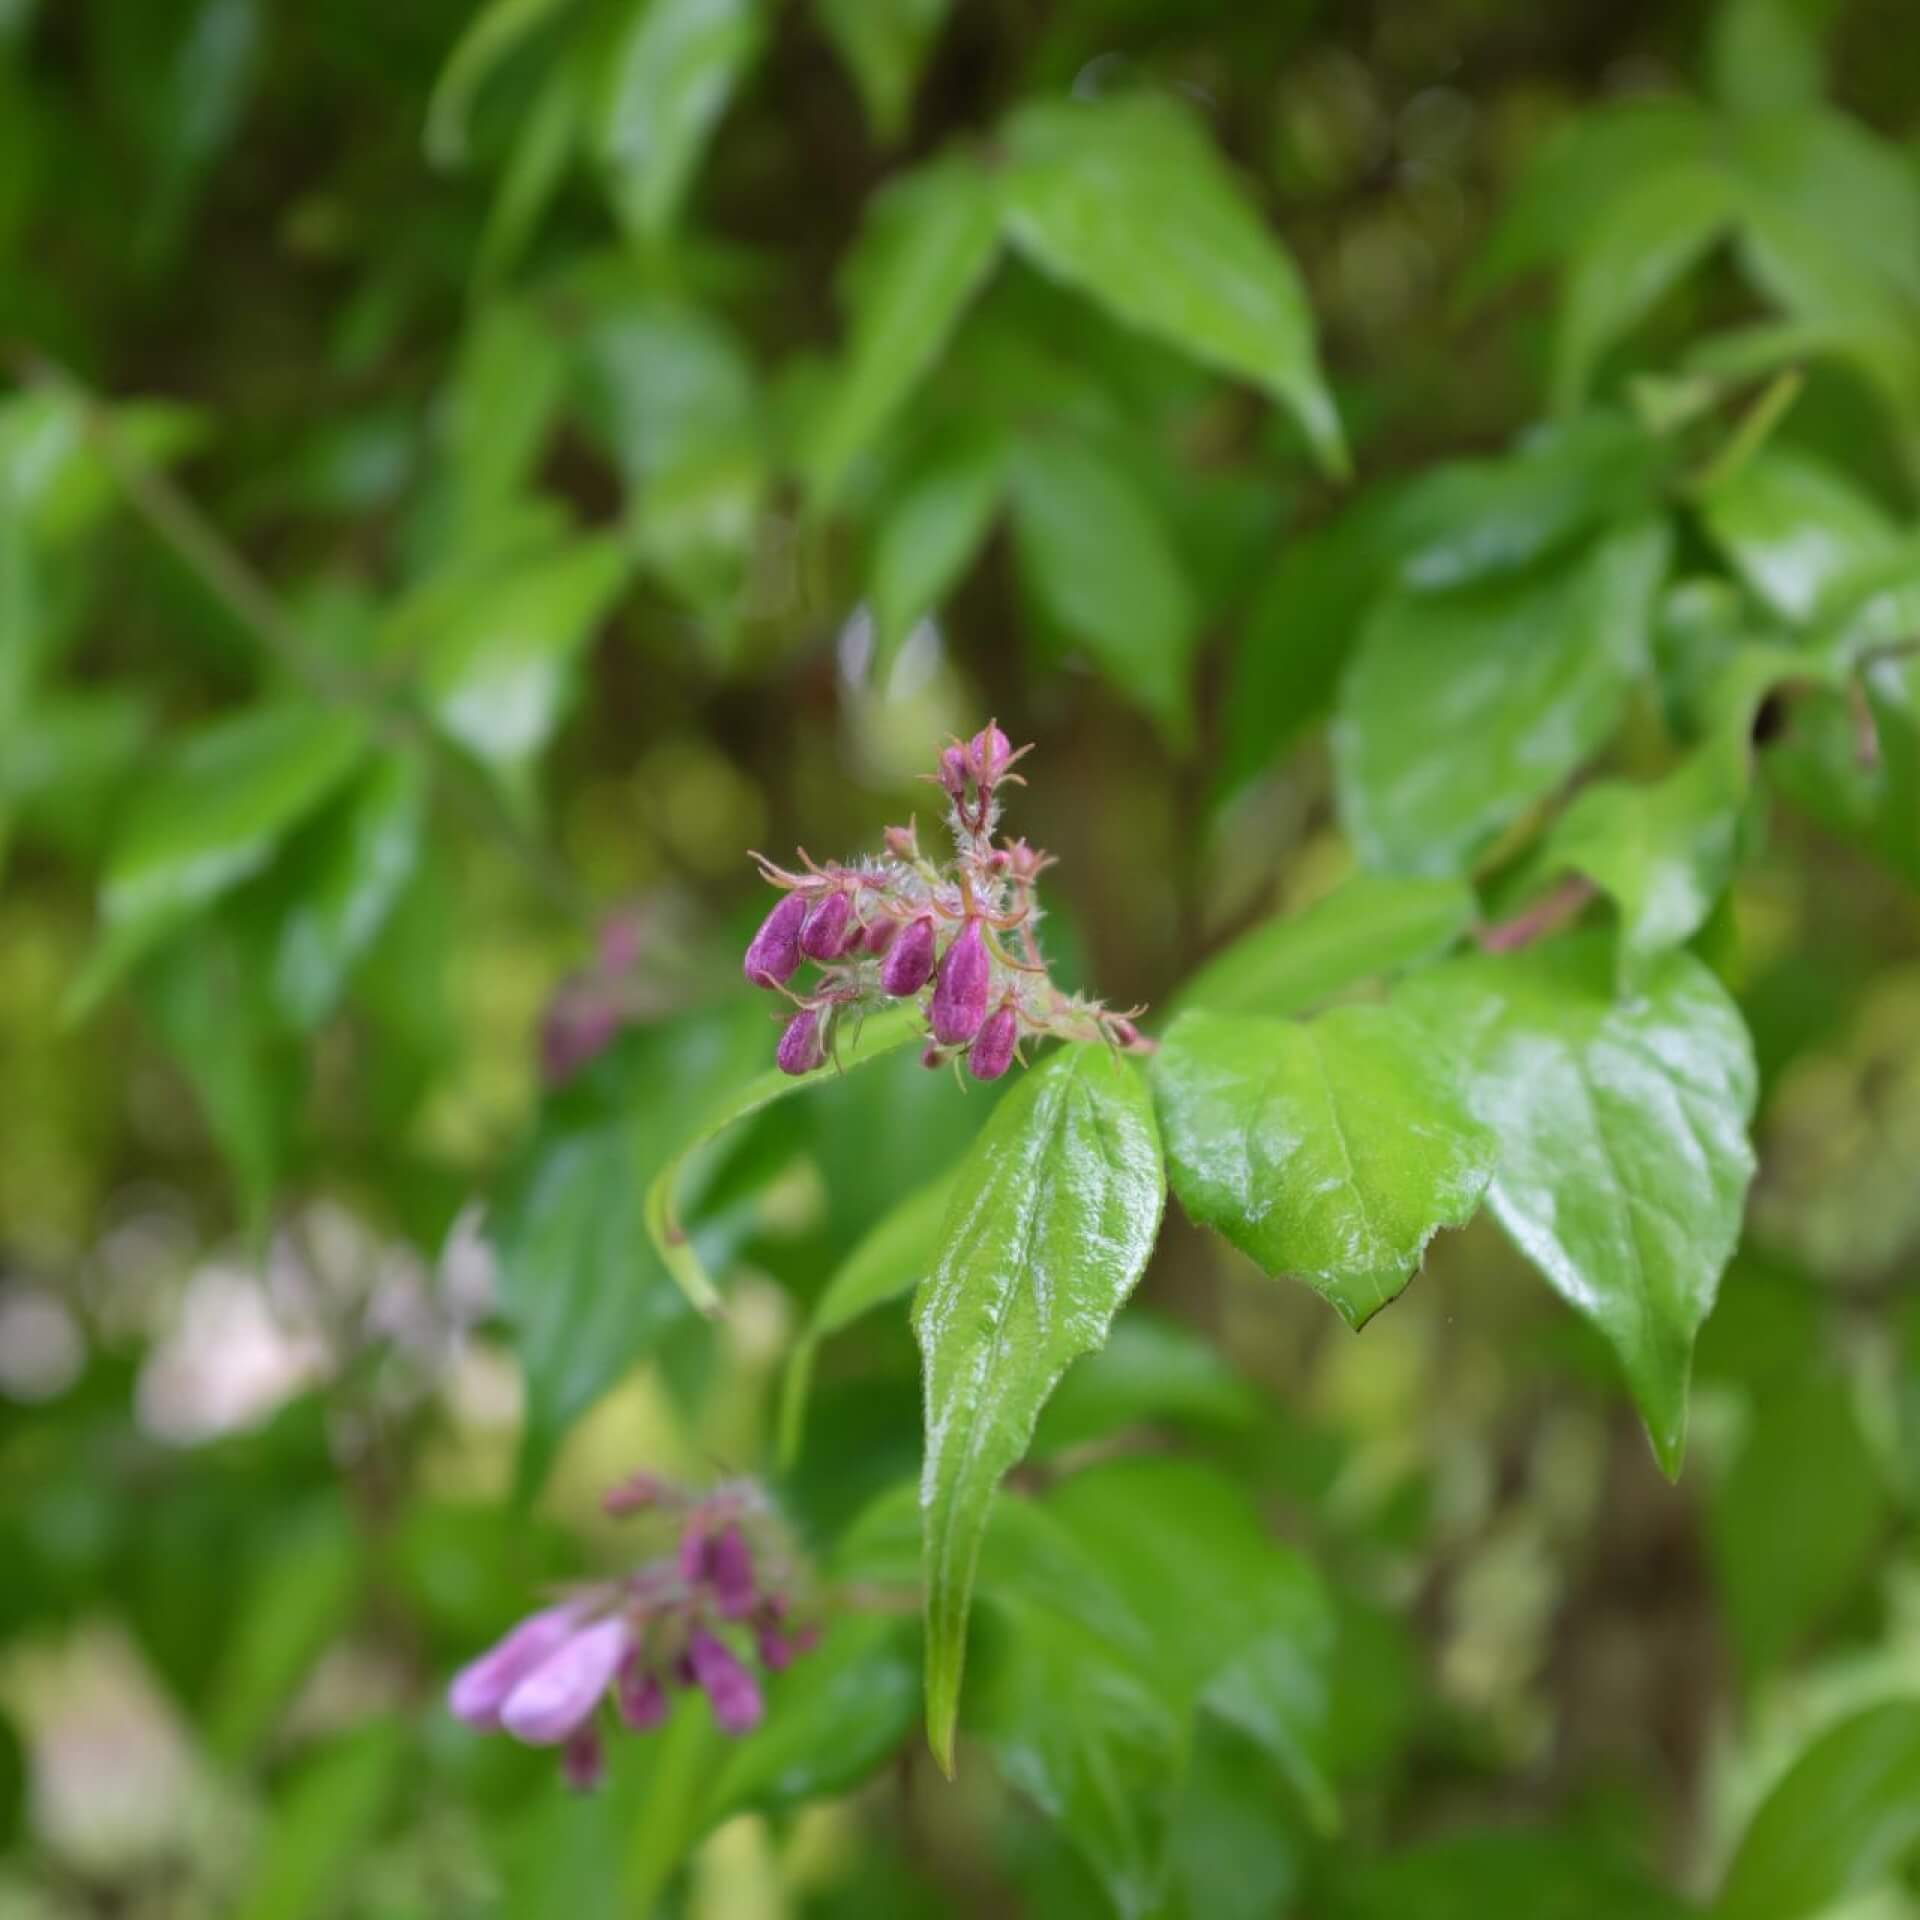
[1108,1017,1145,1051]
[881,914,936,996]
[677,1514,709,1586]
[930,918,990,1045]
[883,822,919,861]
[540,989,620,1087]
[965,724,1014,788]
[968,1004,1019,1081]
[596,911,644,978]
[937,744,967,797]
[776,1007,825,1076]
[500,1616,632,1746]
[448,1602,587,1728]
[920,1041,945,1070]
[743,891,809,988]
[616,1658,669,1731]
[861,914,898,957]
[756,1621,797,1671]
[688,1630,763,1735]
[708,1524,757,1620]
[602,1471,679,1517]
[562,1724,604,1791]
[799,890,850,962]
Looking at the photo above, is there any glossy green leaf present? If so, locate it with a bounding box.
[1009,432,1197,747]
[815,0,949,141]
[594,0,767,240]
[70,703,369,1018]
[1716,1702,1920,1920]
[1154,1005,1494,1329]
[272,754,426,1031]
[425,0,578,168]
[1699,445,1902,622]
[1334,521,1670,876]
[413,534,630,779]
[645,1004,922,1314]
[804,152,1001,505]
[699,1615,918,1826]
[776,1165,957,1469]
[999,93,1345,477]
[1398,937,1758,1475]
[1031,1309,1261,1456]
[914,1044,1165,1772]
[1175,872,1476,1019]
[1554,164,1737,414]
[868,421,1006,672]
[1709,1367,1887,1680]
[1049,1458,1334,1824]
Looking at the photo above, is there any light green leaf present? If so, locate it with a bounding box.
[1700,445,1902,622]
[815,0,950,142]
[69,703,369,1017]
[273,754,426,1032]
[1161,1719,1310,1920]
[914,1045,1165,1772]
[1333,520,1671,876]
[999,92,1344,477]
[1554,164,1737,414]
[868,421,1006,673]
[440,299,569,536]
[645,1004,922,1314]
[1398,937,1758,1475]
[413,534,631,778]
[1708,0,1835,115]
[803,151,1000,505]
[1154,1005,1494,1329]
[426,0,579,169]
[1716,1702,1920,1920]
[1175,872,1476,1019]
[777,1165,957,1469]
[594,0,767,240]
[475,49,584,285]
[1009,432,1197,747]
[0,387,204,549]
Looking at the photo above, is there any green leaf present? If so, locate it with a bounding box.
[0,1708,23,1853]
[475,49,584,285]
[1708,0,1836,114]
[70,703,369,1019]
[1175,872,1476,1019]
[868,421,1006,673]
[1333,521,1671,876]
[1160,1718,1310,1920]
[645,1004,923,1314]
[1045,1457,1336,1825]
[1716,1701,1920,1920]
[814,0,950,142]
[440,299,569,536]
[1700,445,1902,622]
[699,1615,918,1826]
[425,0,579,169]
[803,152,1001,505]
[999,92,1345,477]
[776,1165,957,1469]
[594,0,767,240]
[1009,432,1197,747]
[1553,164,1737,414]
[1398,937,1758,1475]
[1709,1366,1887,1681]
[1031,1309,1261,1457]
[233,1720,406,1920]
[272,754,426,1031]
[1154,1005,1494,1329]
[914,1045,1165,1772]
[412,534,631,779]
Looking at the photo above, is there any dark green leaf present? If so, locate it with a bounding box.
[1154,1004,1494,1328]
[815,0,950,142]
[1334,521,1670,876]
[1398,937,1758,1474]
[426,0,579,168]
[914,1045,1165,1771]
[999,92,1345,477]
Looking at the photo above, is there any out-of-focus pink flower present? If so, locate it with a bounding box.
[447,1602,586,1728]
[499,1615,633,1746]
[687,1630,764,1735]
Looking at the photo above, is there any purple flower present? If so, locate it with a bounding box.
[743,892,809,989]
[799,890,850,962]
[708,1524,757,1620]
[616,1658,669,1731]
[881,914,937,997]
[936,744,967,798]
[776,1007,825,1076]
[540,989,621,1087]
[687,1630,764,1735]
[861,915,898,957]
[965,724,1014,788]
[499,1615,633,1746]
[448,1602,586,1728]
[677,1514,710,1586]
[969,1004,1019,1082]
[756,1621,796,1671]
[929,919,990,1045]
[562,1724,605,1791]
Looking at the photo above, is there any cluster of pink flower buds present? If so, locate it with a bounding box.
[447,1475,817,1791]
[538,910,646,1087]
[742,722,1149,1081]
